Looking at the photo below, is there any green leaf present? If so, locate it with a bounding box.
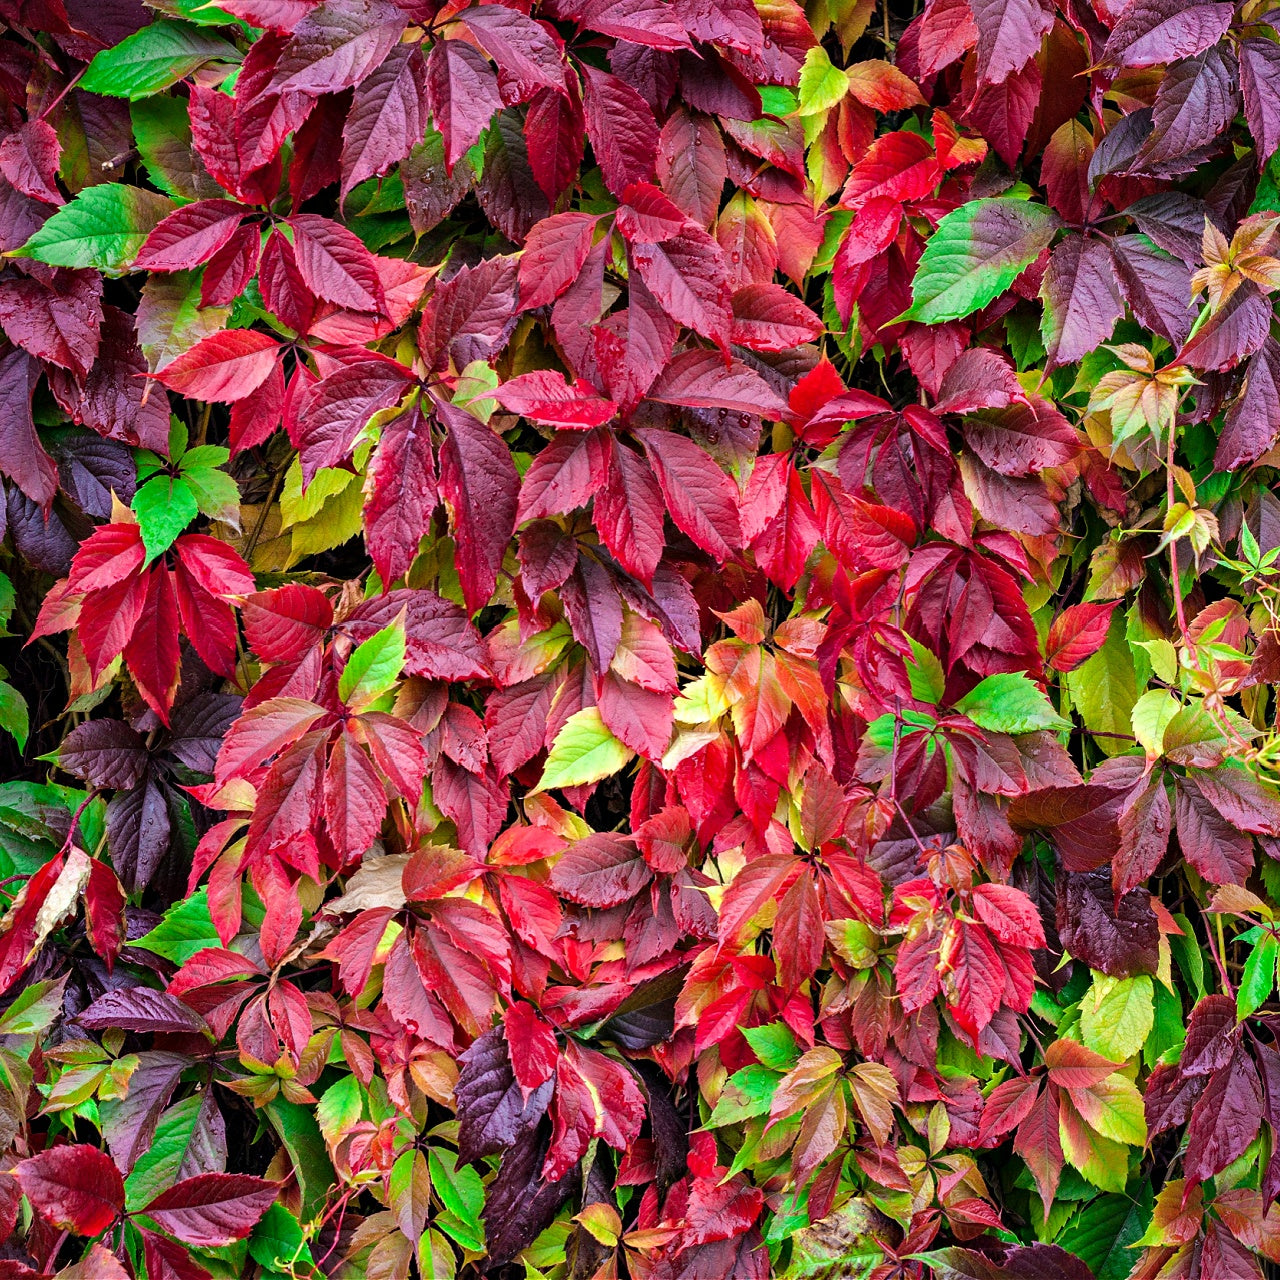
[1238,932,1278,1020]
[249,1203,311,1272]
[954,672,1069,735]
[0,682,28,752]
[180,446,241,524]
[1056,1185,1152,1280]
[1130,689,1179,757]
[0,571,16,633]
[707,1064,779,1127]
[905,637,945,705]
[428,1149,484,1251]
[906,198,1061,324]
[1080,973,1154,1062]
[317,1076,364,1148]
[741,1021,801,1072]
[133,473,199,562]
[80,20,239,100]
[534,707,634,792]
[124,1094,207,1208]
[0,977,66,1038]
[1065,611,1138,757]
[338,621,406,708]
[1075,1074,1147,1147]
[136,887,232,964]
[797,46,848,116]
[13,183,173,275]
[265,1097,335,1224]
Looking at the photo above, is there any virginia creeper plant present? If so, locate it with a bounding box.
[0,0,1279,1275]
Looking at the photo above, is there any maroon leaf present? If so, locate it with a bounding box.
[426,38,504,172]
[645,348,788,417]
[550,833,651,907]
[1099,0,1234,69]
[269,0,406,95]
[140,1174,277,1247]
[461,6,565,102]
[294,355,413,480]
[436,398,519,614]
[1184,1048,1264,1185]
[633,428,742,561]
[1040,235,1124,370]
[1217,336,1280,471]
[1240,37,1280,163]
[364,403,436,586]
[0,347,57,508]
[966,0,1053,87]
[80,987,210,1035]
[340,44,428,198]
[580,63,660,196]
[59,718,148,790]
[0,267,102,380]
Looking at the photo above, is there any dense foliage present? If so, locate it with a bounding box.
[2,0,1280,1274]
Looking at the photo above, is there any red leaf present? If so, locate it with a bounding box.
[596,439,666,585]
[135,200,247,272]
[657,106,728,229]
[646,348,789,418]
[140,1174,277,1247]
[517,428,611,523]
[495,369,617,429]
[525,78,586,204]
[629,227,732,351]
[84,861,124,971]
[518,213,597,312]
[242,584,333,662]
[966,0,1053,86]
[364,403,437,586]
[324,727,387,860]
[15,1144,124,1236]
[174,534,255,597]
[437,398,519,614]
[154,330,280,402]
[773,871,823,992]
[1045,602,1118,672]
[730,283,824,351]
[580,64,659,196]
[971,882,1046,949]
[426,38,504,171]
[503,1002,558,1100]
[123,566,181,723]
[633,428,742,561]
[287,213,384,313]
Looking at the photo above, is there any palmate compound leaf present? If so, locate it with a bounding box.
[904,198,1060,324]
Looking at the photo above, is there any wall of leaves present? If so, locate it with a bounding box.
[0,0,1279,1275]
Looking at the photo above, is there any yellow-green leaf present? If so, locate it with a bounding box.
[534,708,634,792]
